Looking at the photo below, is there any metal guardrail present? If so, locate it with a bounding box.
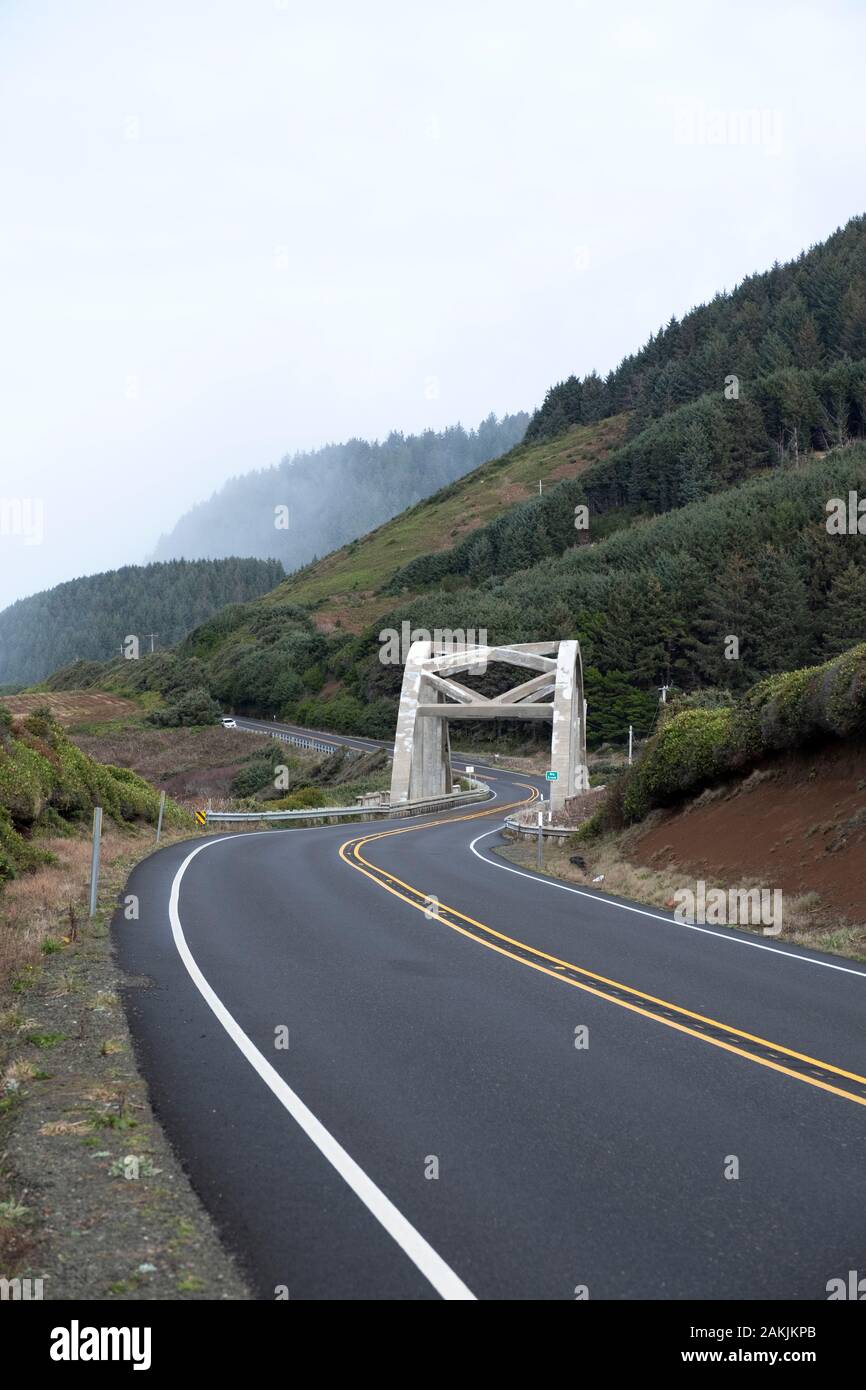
[206,804,391,824]
[230,722,337,754]
[502,800,580,839]
[204,779,493,826]
[270,731,337,753]
[385,781,494,819]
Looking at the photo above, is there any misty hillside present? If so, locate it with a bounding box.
[251,414,627,632]
[44,216,866,751]
[47,444,866,750]
[0,557,285,685]
[151,412,529,568]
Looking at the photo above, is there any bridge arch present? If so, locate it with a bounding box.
[389,639,589,811]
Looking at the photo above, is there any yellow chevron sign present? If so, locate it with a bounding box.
[195,810,207,826]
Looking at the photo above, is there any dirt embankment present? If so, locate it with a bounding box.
[630,742,866,926]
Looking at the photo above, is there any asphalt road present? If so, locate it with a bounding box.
[115,729,866,1300]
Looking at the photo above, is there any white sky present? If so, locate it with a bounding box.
[1,0,865,610]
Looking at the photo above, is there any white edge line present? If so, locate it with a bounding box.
[468,826,866,981]
[168,836,476,1301]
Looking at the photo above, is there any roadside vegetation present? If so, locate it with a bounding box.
[588,643,866,830]
[0,702,189,989]
[0,808,248,1300]
[0,705,184,888]
[0,699,281,1298]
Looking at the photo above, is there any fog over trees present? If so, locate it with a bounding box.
[151,413,529,568]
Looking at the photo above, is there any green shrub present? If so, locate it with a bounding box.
[0,806,52,881]
[623,707,734,821]
[0,738,56,824]
[230,742,295,797]
[609,643,866,826]
[0,710,183,882]
[270,786,325,811]
[147,686,221,728]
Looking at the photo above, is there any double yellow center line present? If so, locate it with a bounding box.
[338,785,866,1110]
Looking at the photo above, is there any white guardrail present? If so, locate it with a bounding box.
[502,801,578,839]
[269,732,337,754]
[204,779,494,826]
[238,726,338,754]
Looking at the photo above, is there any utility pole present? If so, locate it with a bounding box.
[538,480,542,495]
[628,724,633,765]
[658,684,671,704]
[147,633,156,654]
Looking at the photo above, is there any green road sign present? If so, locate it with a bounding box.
[545,770,558,781]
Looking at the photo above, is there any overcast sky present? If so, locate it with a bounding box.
[1,0,865,611]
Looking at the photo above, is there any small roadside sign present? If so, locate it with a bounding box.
[465,765,474,776]
[195,809,207,826]
[545,770,558,781]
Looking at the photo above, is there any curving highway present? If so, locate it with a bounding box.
[115,724,866,1300]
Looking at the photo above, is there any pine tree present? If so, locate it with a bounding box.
[822,563,866,657]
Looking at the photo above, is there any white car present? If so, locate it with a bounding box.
[221,716,237,729]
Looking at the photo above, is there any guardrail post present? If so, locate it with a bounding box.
[155,789,166,843]
[89,806,103,918]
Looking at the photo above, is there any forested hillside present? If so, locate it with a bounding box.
[42,216,866,753]
[389,358,866,592]
[0,557,285,685]
[152,412,528,568]
[46,443,866,748]
[525,213,866,441]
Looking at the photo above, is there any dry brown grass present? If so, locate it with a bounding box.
[0,836,91,990]
[0,692,138,725]
[72,723,303,802]
[0,807,270,997]
[0,825,184,995]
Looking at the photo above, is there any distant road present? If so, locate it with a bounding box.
[116,731,866,1299]
[231,713,385,755]
[230,713,507,775]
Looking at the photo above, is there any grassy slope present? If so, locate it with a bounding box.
[0,707,183,883]
[262,415,627,630]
